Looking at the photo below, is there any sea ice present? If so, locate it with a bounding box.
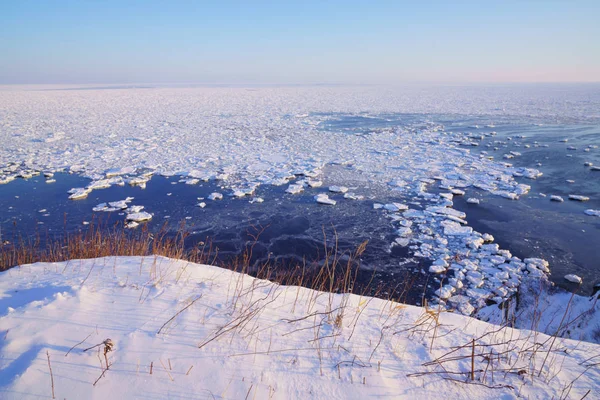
[328,185,348,193]
[126,211,152,222]
[435,285,455,299]
[564,274,582,284]
[429,264,447,274]
[568,195,590,201]
[384,203,408,212]
[208,192,223,200]
[68,188,92,200]
[285,184,304,194]
[314,193,336,205]
[343,192,363,200]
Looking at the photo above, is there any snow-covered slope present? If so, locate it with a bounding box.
[1,257,598,399]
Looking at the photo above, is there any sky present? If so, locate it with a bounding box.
[0,0,599,84]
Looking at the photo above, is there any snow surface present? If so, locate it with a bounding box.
[1,257,599,399]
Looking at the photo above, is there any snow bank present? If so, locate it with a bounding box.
[477,276,600,344]
[1,257,598,399]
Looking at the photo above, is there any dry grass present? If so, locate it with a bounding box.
[0,220,206,272]
[0,219,382,300]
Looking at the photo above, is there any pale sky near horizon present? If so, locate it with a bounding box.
[1,0,599,84]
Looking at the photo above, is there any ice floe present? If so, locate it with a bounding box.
[314,193,336,205]
[285,183,304,194]
[328,185,348,193]
[564,274,582,284]
[68,188,92,200]
[569,195,590,201]
[126,211,152,222]
[208,192,223,200]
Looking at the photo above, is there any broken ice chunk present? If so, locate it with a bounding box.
[429,259,448,274]
[232,188,254,197]
[525,258,550,273]
[106,166,136,177]
[435,285,455,300]
[92,203,109,212]
[395,227,412,237]
[568,195,590,201]
[441,220,473,236]
[208,192,223,201]
[550,195,564,202]
[128,176,150,187]
[466,271,484,287]
[384,203,408,212]
[482,233,494,242]
[456,301,475,315]
[492,190,519,200]
[314,193,336,205]
[394,238,410,247]
[448,278,464,289]
[343,193,364,200]
[439,193,453,201]
[328,185,348,193]
[285,184,304,194]
[564,274,582,284]
[584,209,600,217]
[466,198,480,204]
[429,264,447,274]
[126,211,152,222]
[426,206,466,219]
[109,197,134,209]
[128,205,144,213]
[68,188,92,200]
[87,179,112,190]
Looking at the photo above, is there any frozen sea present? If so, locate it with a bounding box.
[1,84,599,311]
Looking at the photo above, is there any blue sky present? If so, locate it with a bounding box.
[1,0,598,84]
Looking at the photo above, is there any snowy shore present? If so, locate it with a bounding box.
[1,256,598,399]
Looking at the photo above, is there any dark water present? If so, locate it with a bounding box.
[450,121,600,294]
[0,173,430,302]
